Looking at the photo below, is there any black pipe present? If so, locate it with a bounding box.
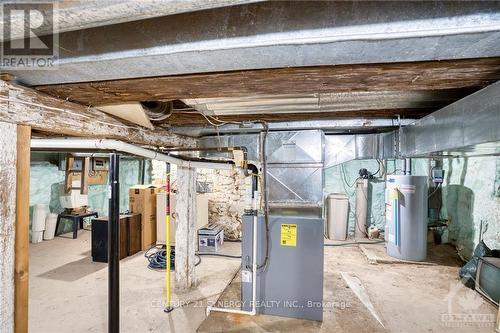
[108,153,120,333]
[160,146,247,164]
[139,159,146,185]
[161,146,248,153]
[165,153,235,165]
[246,163,259,196]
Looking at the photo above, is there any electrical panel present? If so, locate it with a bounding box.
[92,157,109,171]
[431,168,444,183]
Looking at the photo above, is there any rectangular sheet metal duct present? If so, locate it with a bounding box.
[324,133,396,167]
[399,80,500,157]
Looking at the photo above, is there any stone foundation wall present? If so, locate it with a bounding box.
[197,168,246,240]
[152,162,247,240]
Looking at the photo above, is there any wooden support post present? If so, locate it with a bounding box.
[496,306,500,333]
[0,122,17,333]
[175,166,197,290]
[15,125,30,333]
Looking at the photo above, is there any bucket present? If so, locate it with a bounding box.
[44,213,58,240]
[32,231,43,244]
[32,204,49,232]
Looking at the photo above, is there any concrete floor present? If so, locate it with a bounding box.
[29,231,241,333]
[30,233,497,333]
[199,242,498,333]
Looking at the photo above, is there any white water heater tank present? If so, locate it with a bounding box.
[385,175,428,261]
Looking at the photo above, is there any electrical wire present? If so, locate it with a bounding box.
[196,252,242,259]
[255,121,270,272]
[324,240,384,247]
[145,246,175,271]
[145,246,201,270]
[428,182,442,198]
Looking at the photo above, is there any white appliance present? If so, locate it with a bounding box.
[32,204,48,243]
[59,180,88,208]
[326,193,349,240]
[156,193,209,245]
[385,175,428,261]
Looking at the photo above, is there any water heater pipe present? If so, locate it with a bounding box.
[405,158,412,175]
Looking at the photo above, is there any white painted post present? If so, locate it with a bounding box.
[0,122,17,332]
[175,166,197,290]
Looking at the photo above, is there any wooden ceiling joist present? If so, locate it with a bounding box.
[164,108,431,126]
[35,58,500,106]
[0,80,195,147]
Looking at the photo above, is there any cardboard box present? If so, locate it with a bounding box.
[156,192,209,245]
[129,185,160,250]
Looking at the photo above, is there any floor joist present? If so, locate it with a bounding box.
[0,81,195,148]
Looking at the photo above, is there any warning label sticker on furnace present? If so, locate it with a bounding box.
[280,224,297,247]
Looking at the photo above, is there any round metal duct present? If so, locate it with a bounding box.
[140,101,173,122]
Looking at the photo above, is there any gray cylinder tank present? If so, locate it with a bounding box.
[385,175,428,261]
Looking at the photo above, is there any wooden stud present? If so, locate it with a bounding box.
[81,157,90,195]
[0,122,17,333]
[496,306,500,333]
[15,125,30,333]
[65,155,74,194]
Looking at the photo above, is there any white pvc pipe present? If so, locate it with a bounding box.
[206,191,260,317]
[30,138,233,170]
[206,214,257,317]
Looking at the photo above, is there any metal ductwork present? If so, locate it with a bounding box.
[324,132,396,167]
[399,80,500,157]
[140,101,174,122]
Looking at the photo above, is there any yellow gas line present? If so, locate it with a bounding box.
[164,168,173,313]
[165,214,172,310]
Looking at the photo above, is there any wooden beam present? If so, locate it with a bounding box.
[175,166,197,290]
[165,108,432,126]
[496,306,500,333]
[0,80,196,148]
[0,122,17,333]
[35,58,500,106]
[15,125,30,333]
